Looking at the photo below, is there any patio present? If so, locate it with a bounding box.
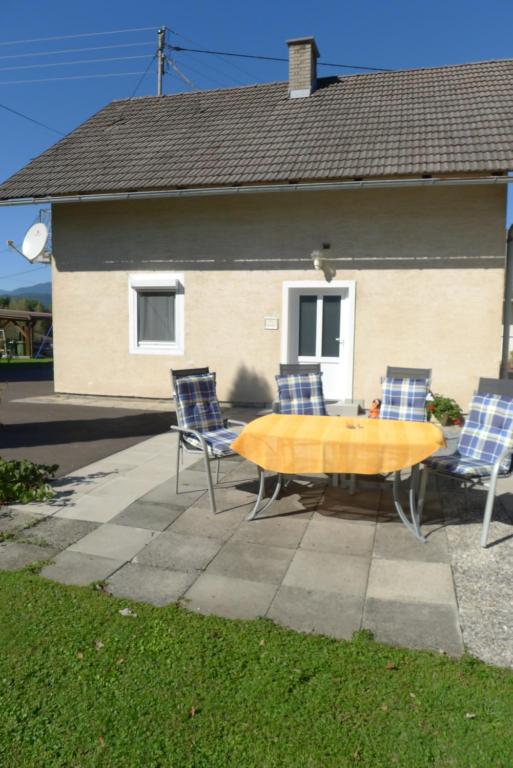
[2,418,513,667]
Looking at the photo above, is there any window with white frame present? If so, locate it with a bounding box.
[128,273,184,355]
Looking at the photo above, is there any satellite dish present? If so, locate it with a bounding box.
[6,213,52,263]
[22,222,49,262]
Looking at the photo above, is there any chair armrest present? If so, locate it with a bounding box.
[225,419,246,428]
[170,424,208,448]
[492,445,513,479]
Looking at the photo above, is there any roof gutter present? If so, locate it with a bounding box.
[0,174,512,206]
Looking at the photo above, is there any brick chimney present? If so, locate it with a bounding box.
[287,36,320,98]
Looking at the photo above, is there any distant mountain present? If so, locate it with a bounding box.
[0,281,52,308]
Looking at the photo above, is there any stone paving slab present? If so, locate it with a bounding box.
[20,518,98,550]
[139,481,205,510]
[283,549,370,597]
[373,521,450,563]
[268,585,364,640]
[41,551,124,586]
[300,517,375,557]
[207,540,295,585]
[69,523,159,561]
[232,515,308,549]
[183,573,277,620]
[106,563,196,606]
[363,597,464,656]
[111,501,184,531]
[367,559,456,606]
[170,502,247,541]
[134,530,222,572]
[0,508,39,533]
[53,496,128,524]
[0,541,57,570]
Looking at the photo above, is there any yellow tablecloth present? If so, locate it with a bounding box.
[231,414,445,475]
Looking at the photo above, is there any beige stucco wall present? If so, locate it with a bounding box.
[51,185,506,408]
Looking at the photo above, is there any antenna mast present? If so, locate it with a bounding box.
[157,26,166,95]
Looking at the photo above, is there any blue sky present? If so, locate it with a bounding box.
[1,0,512,289]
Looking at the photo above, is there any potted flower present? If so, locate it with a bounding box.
[426,393,463,426]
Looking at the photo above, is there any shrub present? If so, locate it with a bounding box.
[0,458,58,505]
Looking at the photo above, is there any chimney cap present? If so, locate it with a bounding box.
[286,36,320,58]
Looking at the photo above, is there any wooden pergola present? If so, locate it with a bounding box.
[0,308,52,357]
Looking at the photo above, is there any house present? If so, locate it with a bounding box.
[1,37,512,407]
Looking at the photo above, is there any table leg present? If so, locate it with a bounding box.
[392,466,426,542]
[247,467,283,521]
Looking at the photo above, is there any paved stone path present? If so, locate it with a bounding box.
[2,429,513,665]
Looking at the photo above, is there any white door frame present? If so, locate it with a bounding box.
[281,280,356,401]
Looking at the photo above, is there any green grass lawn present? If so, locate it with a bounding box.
[1,570,513,768]
[0,357,52,364]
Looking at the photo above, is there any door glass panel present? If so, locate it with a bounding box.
[321,296,341,357]
[298,295,317,356]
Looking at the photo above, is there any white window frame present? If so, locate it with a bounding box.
[128,272,184,356]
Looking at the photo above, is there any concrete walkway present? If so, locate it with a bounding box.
[2,428,513,665]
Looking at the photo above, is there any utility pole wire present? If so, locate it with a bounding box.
[0,41,154,62]
[130,54,157,98]
[167,45,392,72]
[0,102,64,135]
[0,54,153,73]
[0,71,146,86]
[178,51,245,86]
[173,58,233,90]
[167,28,259,81]
[167,58,195,89]
[0,27,156,47]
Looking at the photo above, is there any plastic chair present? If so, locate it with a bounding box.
[418,377,513,547]
[170,368,245,514]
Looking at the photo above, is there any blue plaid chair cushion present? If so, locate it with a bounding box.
[424,452,507,478]
[456,393,513,473]
[182,427,238,457]
[174,374,223,432]
[275,373,327,416]
[380,377,428,422]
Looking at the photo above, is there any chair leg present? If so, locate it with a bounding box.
[203,447,217,515]
[216,458,221,484]
[417,467,429,525]
[480,476,499,548]
[175,437,181,494]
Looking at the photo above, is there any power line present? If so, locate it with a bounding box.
[168,45,392,72]
[0,54,152,73]
[178,51,244,86]
[0,70,146,86]
[0,102,64,135]
[130,54,157,98]
[174,58,232,89]
[0,26,156,48]
[0,265,48,281]
[0,41,154,62]
[168,29,259,82]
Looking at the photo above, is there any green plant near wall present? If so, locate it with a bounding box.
[0,458,58,505]
[427,394,464,426]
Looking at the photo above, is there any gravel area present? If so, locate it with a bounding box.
[438,474,513,667]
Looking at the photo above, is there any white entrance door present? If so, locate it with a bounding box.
[282,282,355,401]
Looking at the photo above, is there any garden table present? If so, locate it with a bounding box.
[231,414,445,541]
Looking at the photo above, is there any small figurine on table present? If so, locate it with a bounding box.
[369,398,381,419]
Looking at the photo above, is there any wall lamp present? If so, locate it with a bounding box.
[311,249,337,282]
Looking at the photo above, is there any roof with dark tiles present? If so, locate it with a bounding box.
[2,58,513,200]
